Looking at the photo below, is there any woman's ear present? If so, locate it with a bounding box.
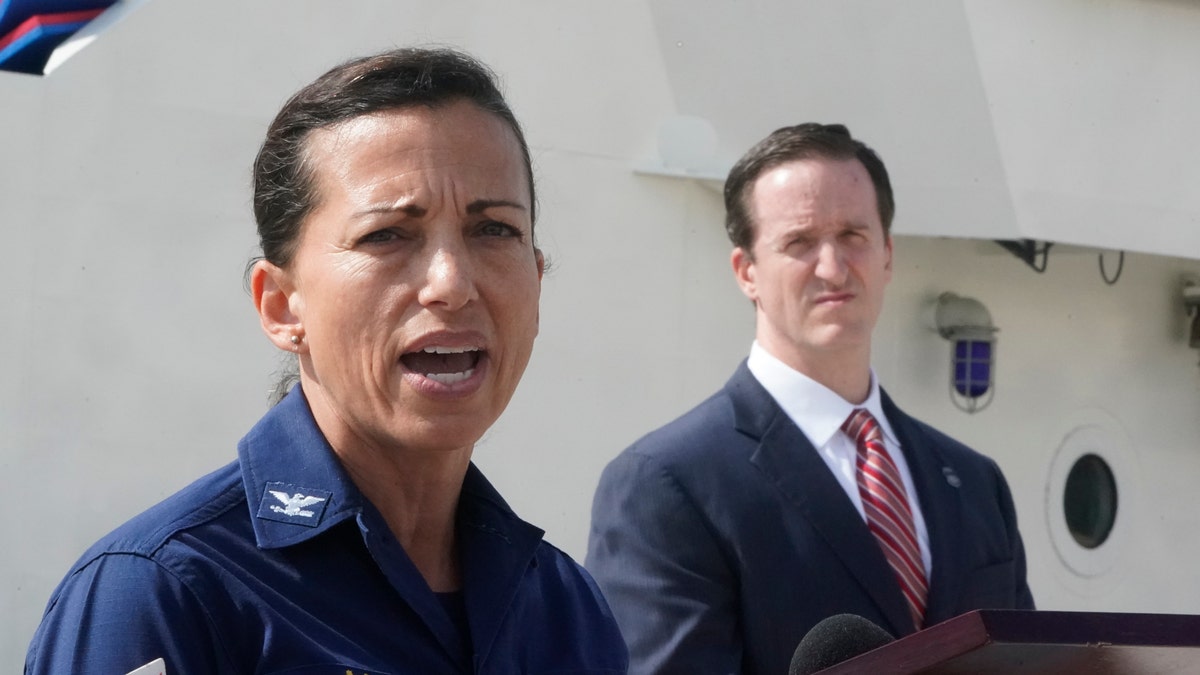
[251,260,305,352]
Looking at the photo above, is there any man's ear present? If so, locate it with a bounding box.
[251,259,304,352]
[731,246,758,304]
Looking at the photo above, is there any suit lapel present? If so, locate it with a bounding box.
[727,364,915,636]
[880,391,965,626]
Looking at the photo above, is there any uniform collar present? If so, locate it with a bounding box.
[237,386,546,559]
[239,387,549,665]
[238,385,367,549]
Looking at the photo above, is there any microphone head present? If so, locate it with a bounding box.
[788,613,895,675]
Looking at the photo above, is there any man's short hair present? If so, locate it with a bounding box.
[723,123,894,252]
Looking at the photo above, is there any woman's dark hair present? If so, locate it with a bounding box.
[252,46,536,267]
[723,122,893,254]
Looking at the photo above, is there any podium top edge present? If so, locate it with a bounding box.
[944,609,1200,647]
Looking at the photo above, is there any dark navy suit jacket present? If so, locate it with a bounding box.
[586,362,1034,675]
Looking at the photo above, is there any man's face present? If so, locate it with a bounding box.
[731,157,892,371]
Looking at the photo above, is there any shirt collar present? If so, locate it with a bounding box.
[238,385,370,549]
[746,341,899,448]
[238,385,543,553]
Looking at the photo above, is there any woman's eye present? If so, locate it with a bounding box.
[479,220,521,238]
[359,228,401,245]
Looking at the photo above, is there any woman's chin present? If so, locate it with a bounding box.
[401,419,491,454]
[384,394,504,452]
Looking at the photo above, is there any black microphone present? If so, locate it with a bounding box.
[788,613,895,675]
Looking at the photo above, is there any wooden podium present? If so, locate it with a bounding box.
[818,610,1200,674]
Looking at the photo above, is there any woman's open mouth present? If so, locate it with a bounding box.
[400,346,484,385]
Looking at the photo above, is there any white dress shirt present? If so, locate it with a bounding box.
[746,341,932,577]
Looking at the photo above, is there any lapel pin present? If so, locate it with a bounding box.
[942,466,962,488]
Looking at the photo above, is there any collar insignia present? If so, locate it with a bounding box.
[256,482,332,527]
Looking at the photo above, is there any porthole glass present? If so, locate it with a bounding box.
[1063,453,1118,549]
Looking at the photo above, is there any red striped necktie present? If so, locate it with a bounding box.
[843,408,928,630]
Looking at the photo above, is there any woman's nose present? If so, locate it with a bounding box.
[418,244,477,310]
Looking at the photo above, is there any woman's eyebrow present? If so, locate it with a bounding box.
[352,198,526,219]
[467,199,527,214]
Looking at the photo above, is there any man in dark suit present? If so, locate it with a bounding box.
[586,123,1034,675]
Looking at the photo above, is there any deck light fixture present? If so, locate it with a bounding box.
[934,292,998,413]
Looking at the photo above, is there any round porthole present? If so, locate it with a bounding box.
[1063,453,1117,549]
[1045,414,1138,584]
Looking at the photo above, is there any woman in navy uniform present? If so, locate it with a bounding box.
[27,47,627,675]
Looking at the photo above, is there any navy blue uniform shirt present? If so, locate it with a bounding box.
[26,387,628,674]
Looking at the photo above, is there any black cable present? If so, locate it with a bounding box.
[1099,250,1124,285]
[1031,242,1051,273]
